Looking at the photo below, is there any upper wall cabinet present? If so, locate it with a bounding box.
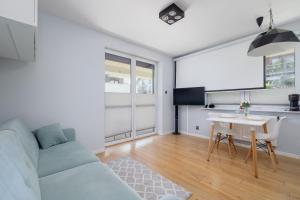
[0,0,37,61]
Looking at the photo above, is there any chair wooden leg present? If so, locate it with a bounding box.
[226,135,232,158]
[270,143,279,164]
[211,135,218,153]
[266,142,277,171]
[245,145,252,163]
[230,136,237,153]
[216,134,221,151]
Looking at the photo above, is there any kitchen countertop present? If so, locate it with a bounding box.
[200,105,300,114]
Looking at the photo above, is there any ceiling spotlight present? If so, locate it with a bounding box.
[162,15,169,21]
[169,11,177,16]
[159,3,184,25]
[174,15,182,20]
[168,20,175,24]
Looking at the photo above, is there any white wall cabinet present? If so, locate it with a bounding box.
[0,0,37,61]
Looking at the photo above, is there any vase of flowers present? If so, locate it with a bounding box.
[240,101,250,117]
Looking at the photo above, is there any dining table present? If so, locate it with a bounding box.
[206,113,276,178]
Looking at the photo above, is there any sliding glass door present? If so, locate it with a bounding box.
[104,51,156,145]
[104,53,132,144]
[135,60,156,137]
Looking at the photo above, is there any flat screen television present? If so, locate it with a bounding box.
[173,87,205,105]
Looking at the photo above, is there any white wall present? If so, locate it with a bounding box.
[0,13,174,152]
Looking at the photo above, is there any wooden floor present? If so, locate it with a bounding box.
[98,134,300,200]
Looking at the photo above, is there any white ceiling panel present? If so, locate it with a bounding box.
[39,0,300,57]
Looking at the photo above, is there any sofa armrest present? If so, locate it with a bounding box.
[160,195,180,200]
[63,128,76,141]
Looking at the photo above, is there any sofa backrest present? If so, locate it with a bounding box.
[0,118,39,168]
[0,130,41,200]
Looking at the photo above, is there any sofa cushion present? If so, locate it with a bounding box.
[0,130,41,200]
[39,162,141,200]
[62,128,76,141]
[35,123,68,149]
[33,128,76,148]
[0,181,14,200]
[0,118,39,168]
[38,141,98,177]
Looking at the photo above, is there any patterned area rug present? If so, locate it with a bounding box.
[107,157,191,200]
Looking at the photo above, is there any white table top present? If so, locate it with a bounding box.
[207,113,276,126]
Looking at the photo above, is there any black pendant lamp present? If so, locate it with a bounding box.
[248,9,300,57]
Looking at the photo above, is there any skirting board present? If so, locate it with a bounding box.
[179,131,300,160]
[159,131,175,135]
[93,147,105,155]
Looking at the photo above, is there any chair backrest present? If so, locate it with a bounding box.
[269,116,287,140]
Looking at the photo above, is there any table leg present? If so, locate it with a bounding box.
[251,128,258,178]
[207,123,215,161]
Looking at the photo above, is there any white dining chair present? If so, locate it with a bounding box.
[208,112,237,157]
[245,116,287,171]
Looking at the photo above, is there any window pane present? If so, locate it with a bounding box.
[105,53,131,93]
[136,61,154,94]
[265,49,295,89]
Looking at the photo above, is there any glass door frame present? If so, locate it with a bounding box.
[132,56,157,140]
[104,49,158,146]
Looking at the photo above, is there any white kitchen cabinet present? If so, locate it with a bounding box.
[0,0,37,61]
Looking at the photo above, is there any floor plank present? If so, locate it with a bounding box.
[98,134,300,200]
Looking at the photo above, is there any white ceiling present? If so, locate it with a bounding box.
[39,0,300,57]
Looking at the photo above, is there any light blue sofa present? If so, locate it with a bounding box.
[0,119,179,200]
[0,119,140,200]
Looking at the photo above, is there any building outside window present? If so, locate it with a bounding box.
[105,53,131,93]
[265,49,295,89]
[136,61,155,94]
